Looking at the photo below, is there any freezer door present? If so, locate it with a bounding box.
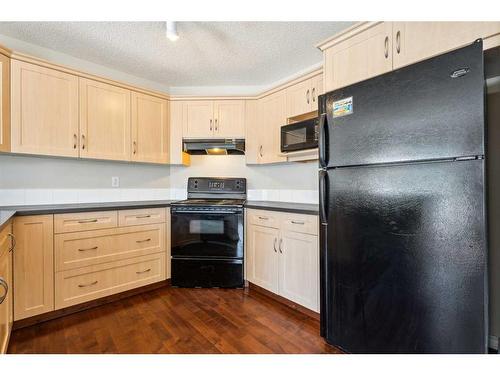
[319,40,485,168]
[321,159,487,353]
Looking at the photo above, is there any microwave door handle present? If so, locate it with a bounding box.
[318,113,328,168]
[319,170,329,225]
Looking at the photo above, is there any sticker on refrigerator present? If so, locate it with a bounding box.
[332,97,353,118]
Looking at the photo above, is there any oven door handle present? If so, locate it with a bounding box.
[172,210,242,214]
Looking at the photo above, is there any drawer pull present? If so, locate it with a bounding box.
[258,216,269,220]
[136,268,152,274]
[78,280,98,288]
[136,238,152,243]
[0,277,8,305]
[291,220,305,225]
[78,219,98,224]
[135,214,151,219]
[78,246,98,252]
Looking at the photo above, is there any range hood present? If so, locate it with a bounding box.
[183,139,245,155]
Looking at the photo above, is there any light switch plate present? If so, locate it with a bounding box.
[111,176,120,188]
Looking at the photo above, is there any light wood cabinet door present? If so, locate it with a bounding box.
[213,100,245,138]
[11,60,79,157]
[0,222,13,354]
[286,78,312,118]
[246,224,279,293]
[310,74,323,112]
[0,53,10,153]
[183,100,214,138]
[393,22,500,69]
[323,22,393,92]
[279,230,319,312]
[258,90,286,164]
[79,78,131,161]
[13,215,54,321]
[169,100,190,165]
[244,100,259,164]
[131,92,169,164]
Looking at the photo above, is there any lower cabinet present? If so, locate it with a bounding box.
[12,207,171,321]
[0,221,13,354]
[13,215,54,321]
[246,209,319,312]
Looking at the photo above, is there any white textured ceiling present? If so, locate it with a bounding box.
[0,22,353,90]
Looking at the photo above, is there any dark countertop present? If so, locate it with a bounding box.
[245,200,318,215]
[0,199,318,228]
[0,200,177,217]
[0,210,16,231]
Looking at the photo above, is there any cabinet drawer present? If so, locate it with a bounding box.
[54,211,118,233]
[247,209,280,228]
[55,224,165,271]
[55,252,165,309]
[118,208,166,227]
[281,213,318,235]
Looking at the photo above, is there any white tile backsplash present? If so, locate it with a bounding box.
[0,188,318,206]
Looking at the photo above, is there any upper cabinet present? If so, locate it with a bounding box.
[320,22,393,93]
[169,100,190,165]
[0,53,9,153]
[79,78,131,161]
[392,22,500,69]
[183,100,245,139]
[319,22,500,92]
[11,60,79,157]
[131,92,169,164]
[246,90,288,165]
[285,73,323,119]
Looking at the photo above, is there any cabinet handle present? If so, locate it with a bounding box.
[312,87,316,103]
[279,238,283,254]
[384,36,389,58]
[291,220,305,225]
[396,30,401,54]
[135,214,151,219]
[273,238,278,253]
[81,134,86,150]
[78,280,98,288]
[78,219,98,223]
[215,119,218,132]
[258,216,269,220]
[210,119,213,131]
[136,268,151,274]
[78,246,98,252]
[8,233,16,252]
[73,133,77,149]
[306,89,310,104]
[259,145,263,157]
[136,238,151,243]
[0,277,8,305]
[133,141,137,155]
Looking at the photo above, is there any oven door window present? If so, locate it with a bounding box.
[171,212,243,258]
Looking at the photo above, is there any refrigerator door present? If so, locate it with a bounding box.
[321,159,487,353]
[319,40,485,169]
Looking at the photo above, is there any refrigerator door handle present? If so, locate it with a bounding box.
[319,169,328,225]
[318,113,328,168]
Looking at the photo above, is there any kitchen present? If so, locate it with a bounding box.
[0,3,500,370]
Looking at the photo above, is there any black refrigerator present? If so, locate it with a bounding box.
[318,40,488,354]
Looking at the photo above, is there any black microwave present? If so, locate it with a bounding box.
[280,118,319,153]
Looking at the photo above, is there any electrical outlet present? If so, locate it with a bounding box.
[111,176,120,188]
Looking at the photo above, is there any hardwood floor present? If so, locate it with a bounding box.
[7,287,341,354]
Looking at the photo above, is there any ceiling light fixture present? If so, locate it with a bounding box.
[166,21,179,42]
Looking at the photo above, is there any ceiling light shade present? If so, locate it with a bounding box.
[166,21,179,42]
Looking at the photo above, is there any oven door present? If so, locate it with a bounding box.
[280,120,318,153]
[171,209,243,259]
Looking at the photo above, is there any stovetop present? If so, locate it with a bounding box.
[171,198,246,207]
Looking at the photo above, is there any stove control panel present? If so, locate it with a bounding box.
[188,177,246,194]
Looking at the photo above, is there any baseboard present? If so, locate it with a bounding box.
[248,282,320,320]
[489,335,499,352]
[13,279,171,330]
